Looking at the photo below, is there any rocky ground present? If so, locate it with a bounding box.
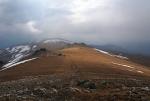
[0,73,150,101]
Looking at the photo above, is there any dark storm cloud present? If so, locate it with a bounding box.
[0,0,150,49]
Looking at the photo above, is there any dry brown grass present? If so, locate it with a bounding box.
[0,46,150,81]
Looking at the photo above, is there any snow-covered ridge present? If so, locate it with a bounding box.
[0,39,71,70]
[94,48,128,59]
[5,45,32,64]
[1,45,37,70]
[1,58,38,71]
[6,45,31,53]
[43,39,73,44]
[44,39,63,44]
[0,38,73,71]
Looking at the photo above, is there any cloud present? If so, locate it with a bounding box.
[25,21,41,33]
[0,0,150,47]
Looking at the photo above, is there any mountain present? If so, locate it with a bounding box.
[0,40,150,101]
[0,45,35,69]
[0,38,72,70]
[38,38,73,50]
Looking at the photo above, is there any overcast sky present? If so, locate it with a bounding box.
[0,0,150,48]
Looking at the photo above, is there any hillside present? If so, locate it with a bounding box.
[0,46,150,81]
[0,45,150,101]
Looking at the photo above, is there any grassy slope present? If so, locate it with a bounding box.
[0,46,150,81]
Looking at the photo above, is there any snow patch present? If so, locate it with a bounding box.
[32,45,37,49]
[7,45,31,53]
[113,55,128,59]
[19,46,30,53]
[112,62,135,69]
[1,58,37,71]
[3,45,32,69]
[70,87,81,93]
[137,71,144,74]
[14,54,23,58]
[44,39,63,44]
[94,48,128,59]
[112,62,145,74]
[94,48,112,56]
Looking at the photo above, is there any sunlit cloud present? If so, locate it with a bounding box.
[69,0,112,23]
[25,21,41,33]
